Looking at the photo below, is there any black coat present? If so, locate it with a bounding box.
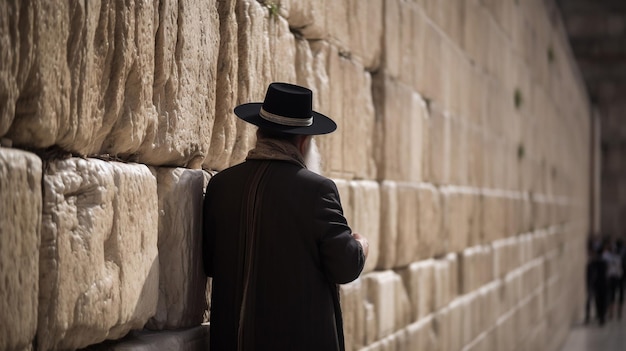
[203,159,365,351]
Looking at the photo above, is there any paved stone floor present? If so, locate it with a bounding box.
[559,316,626,351]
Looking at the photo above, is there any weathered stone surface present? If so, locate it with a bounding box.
[395,182,420,267]
[89,325,209,351]
[0,148,41,351]
[482,191,508,243]
[287,0,382,70]
[0,2,34,137]
[1,1,219,167]
[448,118,469,186]
[425,103,451,185]
[378,181,398,269]
[405,316,437,351]
[460,245,494,294]
[139,0,218,167]
[493,237,519,278]
[2,1,71,149]
[38,158,159,351]
[397,260,434,322]
[205,0,239,170]
[322,44,376,180]
[364,270,409,340]
[463,0,489,71]
[382,0,426,88]
[441,187,474,252]
[281,0,328,39]
[432,256,457,310]
[349,181,381,273]
[340,279,365,351]
[418,183,443,258]
[347,0,383,70]
[147,168,211,329]
[479,282,502,332]
[373,76,426,183]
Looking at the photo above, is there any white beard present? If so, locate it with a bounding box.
[303,137,322,175]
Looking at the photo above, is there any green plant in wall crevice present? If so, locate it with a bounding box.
[514,88,523,109]
[264,1,281,20]
[517,143,525,161]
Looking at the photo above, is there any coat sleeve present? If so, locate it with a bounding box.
[315,179,366,284]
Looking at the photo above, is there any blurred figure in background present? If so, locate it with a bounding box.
[585,245,608,325]
[615,239,625,319]
[603,240,623,320]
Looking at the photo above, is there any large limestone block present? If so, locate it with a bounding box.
[460,247,478,294]
[441,187,472,253]
[433,307,451,351]
[432,256,457,310]
[418,183,443,258]
[463,0,489,74]
[494,309,519,351]
[468,192,483,246]
[138,0,218,167]
[321,44,376,179]
[365,270,409,340]
[405,316,438,351]
[38,158,159,351]
[492,237,521,278]
[383,0,422,83]
[211,0,296,170]
[378,181,398,269]
[394,182,420,267]
[346,0,383,70]
[2,1,71,150]
[90,325,209,351]
[460,246,494,295]
[396,260,434,322]
[0,148,41,351]
[418,20,446,103]
[478,282,502,332]
[425,103,451,185]
[482,191,507,243]
[373,76,426,183]
[447,297,467,351]
[281,0,327,39]
[340,279,365,351]
[0,3,34,137]
[147,168,211,329]
[448,118,469,186]
[464,292,483,343]
[2,1,218,167]
[349,181,380,273]
[289,0,383,68]
[521,260,544,297]
[502,270,523,314]
[205,0,240,170]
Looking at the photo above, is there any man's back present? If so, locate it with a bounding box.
[203,159,364,350]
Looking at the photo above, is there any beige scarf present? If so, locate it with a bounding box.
[246,138,307,169]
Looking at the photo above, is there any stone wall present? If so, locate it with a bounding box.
[0,0,591,350]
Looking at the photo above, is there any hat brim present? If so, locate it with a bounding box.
[234,103,337,135]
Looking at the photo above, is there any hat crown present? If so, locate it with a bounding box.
[262,83,313,120]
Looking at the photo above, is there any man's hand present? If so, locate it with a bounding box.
[352,232,369,260]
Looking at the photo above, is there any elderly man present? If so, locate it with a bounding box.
[203,82,369,351]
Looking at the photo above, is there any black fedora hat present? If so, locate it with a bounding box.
[234,82,337,135]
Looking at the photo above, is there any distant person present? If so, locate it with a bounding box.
[203,82,369,350]
[586,246,608,325]
[616,239,626,319]
[603,240,622,320]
